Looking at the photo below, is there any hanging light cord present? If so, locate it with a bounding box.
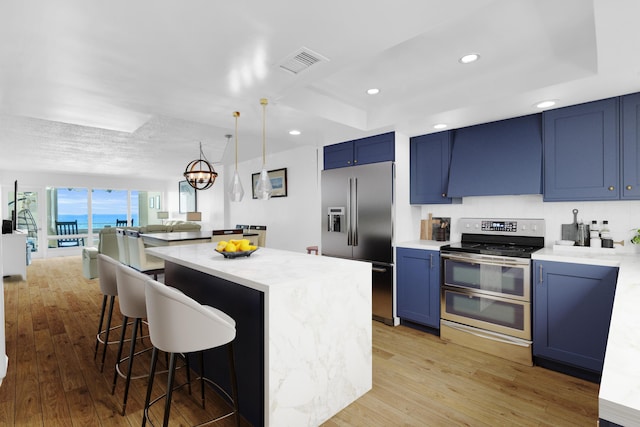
[233,112,240,170]
[260,98,268,166]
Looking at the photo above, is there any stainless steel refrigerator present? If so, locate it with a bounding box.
[321,161,394,325]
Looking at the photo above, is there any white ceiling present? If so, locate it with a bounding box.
[1,0,639,179]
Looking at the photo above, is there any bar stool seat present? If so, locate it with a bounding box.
[143,279,240,427]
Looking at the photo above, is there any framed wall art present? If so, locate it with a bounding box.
[252,168,288,199]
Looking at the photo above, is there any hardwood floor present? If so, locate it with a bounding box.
[1,256,599,426]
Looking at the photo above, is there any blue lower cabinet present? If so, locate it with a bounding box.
[533,260,618,374]
[396,248,440,328]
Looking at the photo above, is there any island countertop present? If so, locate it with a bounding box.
[147,243,372,427]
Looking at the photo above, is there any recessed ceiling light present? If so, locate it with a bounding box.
[459,53,480,64]
[433,123,448,130]
[367,88,380,95]
[535,100,557,109]
[289,130,301,136]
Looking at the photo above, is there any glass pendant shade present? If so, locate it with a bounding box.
[254,168,273,200]
[255,98,272,200]
[229,169,245,202]
[227,123,244,202]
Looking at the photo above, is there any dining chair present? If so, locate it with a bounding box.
[126,230,164,279]
[211,229,243,243]
[55,220,84,247]
[249,225,267,247]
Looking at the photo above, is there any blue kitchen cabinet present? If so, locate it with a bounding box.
[446,114,543,197]
[621,92,640,199]
[410,131,458,204]
[396,247,440,328]
[543,97,620,201]
[324,132,394,170]
[533,260,618,374]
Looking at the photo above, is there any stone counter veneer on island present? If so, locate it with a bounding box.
[146,243,372,427]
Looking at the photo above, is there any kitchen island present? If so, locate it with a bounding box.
[532,248,640,426]
[146,243,372,427]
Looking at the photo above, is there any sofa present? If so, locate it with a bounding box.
[82,221,202,279]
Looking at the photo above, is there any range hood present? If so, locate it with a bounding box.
[447,114,542,197]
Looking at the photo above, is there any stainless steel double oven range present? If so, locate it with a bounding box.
[439,218,545,366]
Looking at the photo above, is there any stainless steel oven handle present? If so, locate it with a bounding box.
[444,321,530,347]
[441,252,529,267]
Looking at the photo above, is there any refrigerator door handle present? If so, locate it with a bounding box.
[353,177,358,246]
[346,177,353,246]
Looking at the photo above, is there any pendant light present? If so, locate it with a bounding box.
[228,112,244,202]
[254,98,273,200]
[183,141,217,190]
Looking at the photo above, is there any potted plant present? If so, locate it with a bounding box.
[631,228,640,252]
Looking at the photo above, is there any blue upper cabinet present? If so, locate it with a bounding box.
[410,131,458,204]
[447,114,543,197]
[324,132,395,170]
[543,97,620,201]
[622,92,640,199]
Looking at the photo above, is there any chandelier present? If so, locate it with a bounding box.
[183,142,217,190]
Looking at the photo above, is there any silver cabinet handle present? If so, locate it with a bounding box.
[429,253,433,269]
[538,264,543,284]
[608,186,615,191]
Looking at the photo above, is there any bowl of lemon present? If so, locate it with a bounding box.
[215,239,258,258]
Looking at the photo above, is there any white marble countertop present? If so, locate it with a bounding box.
[533,247,640,426]
[396,239,451,251]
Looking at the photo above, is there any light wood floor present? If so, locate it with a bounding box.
[1,256,599,426]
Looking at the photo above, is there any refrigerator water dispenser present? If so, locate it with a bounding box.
[327,207,345,232]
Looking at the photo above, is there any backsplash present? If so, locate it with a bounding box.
[419,194,640,252]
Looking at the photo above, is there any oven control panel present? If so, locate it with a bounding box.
[458,218,545,237]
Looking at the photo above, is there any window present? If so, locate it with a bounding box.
[47,187,88,248]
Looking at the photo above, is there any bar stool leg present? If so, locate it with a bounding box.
[163,352,178,427]
[100,295,116,372]
[111,315,129,394]
[94,295,108,359]
[142,346,160,427]
[228,343,240,427]
[121,317,140,415]
[199,351,205,408]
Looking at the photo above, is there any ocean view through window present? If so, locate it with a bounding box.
[46,187,157,249]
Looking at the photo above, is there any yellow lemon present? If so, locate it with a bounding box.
[225,242,237,252]
[239,241,251,251]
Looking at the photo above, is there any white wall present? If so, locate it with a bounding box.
[224,145,321,253]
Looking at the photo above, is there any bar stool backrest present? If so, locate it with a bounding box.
[145,279,236,354]
[97,254,119,296]
[115,264,148,319]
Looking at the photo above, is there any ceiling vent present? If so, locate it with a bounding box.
[278,47,328,75]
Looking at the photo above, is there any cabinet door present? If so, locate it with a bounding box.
[353,132,395,166]
[621,92,640,199]
[533,260,618,373]
[410,131,456,204]
[324,141,354,170]
[543,98,620,201]
[396,248,440,328]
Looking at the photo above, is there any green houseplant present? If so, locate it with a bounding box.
[631,228,640,246]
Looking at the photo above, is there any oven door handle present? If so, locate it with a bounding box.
[441,253,528,267]
[442,320,531,347]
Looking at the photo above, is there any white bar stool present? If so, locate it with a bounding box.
[94,254,120,372]
[142,279,240,427]
[111,263,158,415]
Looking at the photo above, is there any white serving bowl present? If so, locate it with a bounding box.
[556,240,575,246]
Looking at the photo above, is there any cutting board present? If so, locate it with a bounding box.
[561,209,579,242]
